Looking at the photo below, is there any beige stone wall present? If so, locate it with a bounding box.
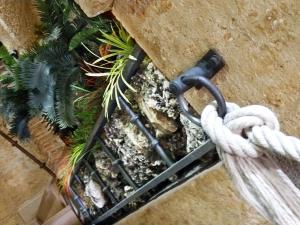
[112,0,300,137]
[0,0,40,52]
[118,163,270,225]
[110,0,300,224]
[0,128,51,225]
[74,0,113,17]
[0,117,69,176]
[28,118,70,176]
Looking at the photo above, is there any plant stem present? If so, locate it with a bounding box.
[71,84,91,93]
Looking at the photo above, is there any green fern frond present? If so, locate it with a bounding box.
[35,0,65,34]
[11,41,80,130]
[0,71,14,85]
[0,45,16,70]
[55,67,79,128]
[17,60,51,92]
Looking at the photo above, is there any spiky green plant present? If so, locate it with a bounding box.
[0,0,114,140]
[0,41,81,140]
[0,84,30,139]
[0,45,16,71]
[35,0,111,48]
[68,28,98,51]
[15,41,80,128]
[0,45,31,139]
[59,90,102,190]
[84,25,136,117]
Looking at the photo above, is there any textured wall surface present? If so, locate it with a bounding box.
[28,118,69,176]
[0,132,51,225]
[0,118,69,176]
[111,0,300,224]
[112,0,300,137]
[74,0,113,17]
[0,0,40,52]
[117,163,270,225]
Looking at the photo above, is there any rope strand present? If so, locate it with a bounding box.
[201,102,300,225]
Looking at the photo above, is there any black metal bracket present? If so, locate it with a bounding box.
[67,46,222,225]
[169,49,226,125]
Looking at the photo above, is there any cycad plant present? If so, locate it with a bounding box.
[35,0,111,51]
[0,45,31,139]
[84,25,136,117]
[16,41,80,128]
[0,41,80,139]
[0,0,113,139]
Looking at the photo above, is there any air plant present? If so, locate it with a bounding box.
[83,25,136,117]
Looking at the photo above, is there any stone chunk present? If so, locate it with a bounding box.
[75,0,113,17]
[0,0,40,52]
[137,97,178,136]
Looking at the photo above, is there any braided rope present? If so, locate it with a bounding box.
[201,102,300,225]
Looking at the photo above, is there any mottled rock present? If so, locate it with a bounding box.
[104,113,164,186]
[75,0,113,17]
[134,62,179,120]
[112,0,300,138]
[137,97,177,136]
[180,114,206,153]
[85,179,106,208]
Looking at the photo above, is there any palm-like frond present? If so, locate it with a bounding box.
[35,0,66,34]
[17,60,51,92]
[12,41,80,129]
[55,67,79,128]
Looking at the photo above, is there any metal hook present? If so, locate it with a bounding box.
[169,49,226,126]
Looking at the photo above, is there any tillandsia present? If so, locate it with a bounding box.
[82,24,136,117]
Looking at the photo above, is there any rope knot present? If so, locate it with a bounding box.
[200,101,300,225]
[224,104,280,135]
[201,102,300,160]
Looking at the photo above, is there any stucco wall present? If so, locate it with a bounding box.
[0,0,40,52]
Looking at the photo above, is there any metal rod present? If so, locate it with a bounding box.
[0,129,56,177]
[118,97,174,166]
[72,45,146,178]
[74,174,85,188]
[69,188,93,222]
[98,138,138,189]
[91,140,215,225]
[68,45,221,225]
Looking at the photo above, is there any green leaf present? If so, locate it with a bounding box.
[69,27,98,51]
[0,45,16,70]
[55,67,79,128]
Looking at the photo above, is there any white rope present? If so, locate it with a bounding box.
[201,102,300,225]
